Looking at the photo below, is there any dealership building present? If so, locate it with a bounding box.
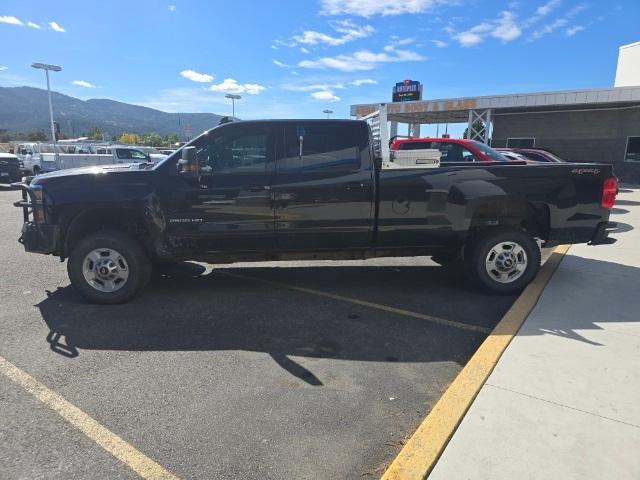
[351,41,640,182]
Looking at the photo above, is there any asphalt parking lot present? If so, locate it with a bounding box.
[0,186,523,479]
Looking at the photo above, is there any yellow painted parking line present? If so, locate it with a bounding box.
[0,355,179,480]
[380,245,570,480]
[219,271,491,334]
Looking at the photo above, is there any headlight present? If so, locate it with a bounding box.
[30,186,45,223]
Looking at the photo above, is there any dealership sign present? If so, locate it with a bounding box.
[392,80,422,102]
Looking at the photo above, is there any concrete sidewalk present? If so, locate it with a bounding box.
[429,186,640,480]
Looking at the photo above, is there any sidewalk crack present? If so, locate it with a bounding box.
[485,383,640,429]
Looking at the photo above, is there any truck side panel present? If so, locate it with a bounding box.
[375,163,612,249]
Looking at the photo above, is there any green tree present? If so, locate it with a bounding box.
[164,133,179,147]
[140,132,162,147]
[119,132,138,144]
[87,127,103,140]
[26,130,48,142]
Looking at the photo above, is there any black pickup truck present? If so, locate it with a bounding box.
[14,119,618,304]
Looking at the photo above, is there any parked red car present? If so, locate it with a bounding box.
[390,137,511,163]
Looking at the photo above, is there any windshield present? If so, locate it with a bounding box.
[471,141,508,161]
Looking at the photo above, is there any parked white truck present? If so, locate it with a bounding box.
[16,144,167,174]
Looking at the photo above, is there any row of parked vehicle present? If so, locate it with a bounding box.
[388,136,565,164]
[1,142,174,178]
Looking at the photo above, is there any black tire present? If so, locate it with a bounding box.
[67,230,151,304]
[464,228,540,294]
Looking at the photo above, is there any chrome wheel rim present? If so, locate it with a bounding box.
[82,248,130,293]
[485,241,528,284]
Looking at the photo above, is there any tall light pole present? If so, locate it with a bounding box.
[323,109,333,119]
[225,93,241,119]
[31,62,62,157]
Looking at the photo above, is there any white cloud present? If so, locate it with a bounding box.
[168,5,176,12]
[273,60,290,68]
[432,39,448,47]
[536,0,562,17]
[244,83,266,95]
[300,47,310,54]
[27,21,41,29]
[209,78,266,95]
[299,46,426,72]
[320,0,447,17]
[283,82,345,92]
[0,66,7,71]
[0,15,23,26]
[565,25,584,36]
[49,21,65,32]
[311,90,340,102]
[453,11,521,47]
[289,20,374,47]
[530,4,587,40]
[492,11,522,42]
[454,22,493,47]
[180,69,214,83]
[388,37,415,47]
[73,80,97,88]
[351,78,377,86]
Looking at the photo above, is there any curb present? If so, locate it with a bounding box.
[380,245,570,480]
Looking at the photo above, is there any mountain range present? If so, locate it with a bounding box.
[0,86,223,138]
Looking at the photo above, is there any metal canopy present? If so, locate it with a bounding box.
[351,86,640,124]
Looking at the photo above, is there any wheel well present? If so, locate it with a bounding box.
[469,201,550,239]
[63,208,152,259]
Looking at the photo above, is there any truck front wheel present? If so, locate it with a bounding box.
[465,228,540,294]
[67,230,151,304]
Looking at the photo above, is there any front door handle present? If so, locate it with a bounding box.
[345,182,365,190]
[249,185,271,192]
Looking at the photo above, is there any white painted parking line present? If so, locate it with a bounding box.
[0,355,179,480]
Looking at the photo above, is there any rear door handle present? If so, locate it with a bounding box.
[345,182,365,190]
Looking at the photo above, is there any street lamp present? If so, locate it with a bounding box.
[31,62,62,158]
[225,94,241,118]
[323,109,333,119]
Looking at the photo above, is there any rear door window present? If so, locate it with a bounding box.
[279,125,361,173]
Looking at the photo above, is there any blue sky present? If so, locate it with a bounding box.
[0,0,638,131]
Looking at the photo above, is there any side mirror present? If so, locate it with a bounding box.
[178,146,198,177]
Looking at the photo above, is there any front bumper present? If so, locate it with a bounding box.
[13,181,58,254]
[19,222,58,254]
[589,221,617,246]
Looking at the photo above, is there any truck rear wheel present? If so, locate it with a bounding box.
[465,228,540,294]
[67,230,151,304]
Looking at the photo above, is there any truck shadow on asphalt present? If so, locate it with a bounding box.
[37,262,515,386]
[37,254,639,386]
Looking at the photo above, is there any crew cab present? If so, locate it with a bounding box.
[390,137,509,163]
[14,119,618,304]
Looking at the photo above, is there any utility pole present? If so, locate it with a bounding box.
[31,62,62,159]
[225,93,241,118]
